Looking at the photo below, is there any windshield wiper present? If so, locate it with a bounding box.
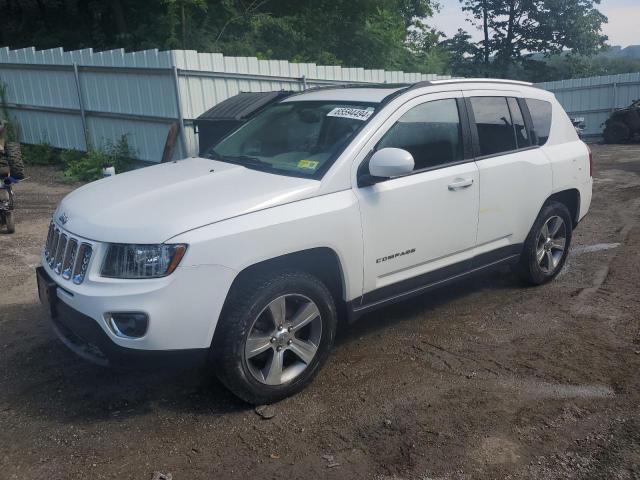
[206,151,277,173]
[215,155,276,172]
[224,155,271,167]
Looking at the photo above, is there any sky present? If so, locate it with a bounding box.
[430,0,640,47]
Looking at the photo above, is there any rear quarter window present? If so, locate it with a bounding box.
[525,99,553,146]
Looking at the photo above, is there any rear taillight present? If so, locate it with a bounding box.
[587,145,593,177]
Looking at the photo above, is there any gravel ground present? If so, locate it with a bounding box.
[1,144,639,480]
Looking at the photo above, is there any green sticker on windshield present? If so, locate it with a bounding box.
[298,159,319,170]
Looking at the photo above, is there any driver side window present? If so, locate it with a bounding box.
[377,99,464,171]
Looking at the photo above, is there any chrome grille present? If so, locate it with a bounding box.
[54,234,67,274]
[45,223,55,259]
[48,229,60,267]
[62,239,78,279]
[73,244,93,285]
[44,222,92,284]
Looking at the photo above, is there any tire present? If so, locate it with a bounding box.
[603,121,630,144]
[517,201,572,285]
[5,142,24,180]
[4,210,14,234]
[212,270,337,404]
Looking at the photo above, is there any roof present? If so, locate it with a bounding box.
[197,78,542,122]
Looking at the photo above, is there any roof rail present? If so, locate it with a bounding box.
[291,82,410,94]
[411,78,534,89]
[285,78,537,106]
[286,82,412,102]
[291,78,533,96]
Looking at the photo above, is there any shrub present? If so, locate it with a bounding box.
[62,135,136,182]
[59,149,85,166]
[22,142,61,165]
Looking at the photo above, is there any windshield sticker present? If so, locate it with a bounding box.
[297,159,320,170]
[327,107,374,121]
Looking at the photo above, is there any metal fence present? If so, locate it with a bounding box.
[0,47,451,162]
[537,72,640,137]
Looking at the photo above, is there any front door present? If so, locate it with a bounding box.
[354,92,479,306]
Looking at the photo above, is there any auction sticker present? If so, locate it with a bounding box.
[298,159,320,170]
[327,107,374,121]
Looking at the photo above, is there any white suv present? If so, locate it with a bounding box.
[37,79,592,404]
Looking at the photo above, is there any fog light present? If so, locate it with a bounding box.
[105,312,149,338]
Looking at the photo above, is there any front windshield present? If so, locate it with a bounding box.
[208,101,378,178]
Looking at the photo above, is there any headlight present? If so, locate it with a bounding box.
[101,244,187,279]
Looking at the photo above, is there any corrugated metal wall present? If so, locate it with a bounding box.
[0,46,451,162]
[3,46,633,156]
[536,72,640,137]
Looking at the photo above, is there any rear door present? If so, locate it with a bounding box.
[464,91,552,259]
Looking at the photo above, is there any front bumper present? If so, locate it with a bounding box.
[38,266,211,368]
[51,292,209,369]
[37,236,237,356]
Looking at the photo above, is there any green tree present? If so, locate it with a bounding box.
[455,0,608,76]
[440,29,482,77]
[162,0,208,49]
[0,0,445,73]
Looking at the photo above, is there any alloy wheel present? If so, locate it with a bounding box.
[244,294,322,386]
[536,215,567,274]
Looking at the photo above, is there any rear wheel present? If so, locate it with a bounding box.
[212,270,337,404]
[5,142,24,180]
[4,210,14,233]
[517,201,572,285]
[603,121,630,144]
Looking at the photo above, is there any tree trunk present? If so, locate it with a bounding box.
[501,0,517,76]
[181,3,187,49]
[482,1,489,63]
[111,0,128,36]
[482,0,490,74]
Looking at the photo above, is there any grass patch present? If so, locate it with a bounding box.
[22,142,61,166]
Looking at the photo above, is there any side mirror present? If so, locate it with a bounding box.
[359,148,415,187]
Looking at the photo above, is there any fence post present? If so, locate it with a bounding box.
[612,82,618,112]
[300,75,308,90]
[171,66,188,158]
[72,62,90,150]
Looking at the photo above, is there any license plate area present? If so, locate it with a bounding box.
[36,266,58,318]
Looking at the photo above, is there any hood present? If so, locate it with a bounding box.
[56,158,320,243]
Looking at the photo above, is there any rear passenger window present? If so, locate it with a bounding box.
[526,99,552,145]
[470,97,517,156]
[377,99,464,171]
[507,98,530,148]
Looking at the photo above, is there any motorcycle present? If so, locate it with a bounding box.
[0,176,17,234]
[570,117,586,139]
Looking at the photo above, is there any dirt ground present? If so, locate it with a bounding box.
[1,144,639,480]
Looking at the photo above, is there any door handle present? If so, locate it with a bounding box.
[448,178,474,191]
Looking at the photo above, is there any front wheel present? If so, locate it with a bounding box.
[212,270,337,404]
[517,201,572,285]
